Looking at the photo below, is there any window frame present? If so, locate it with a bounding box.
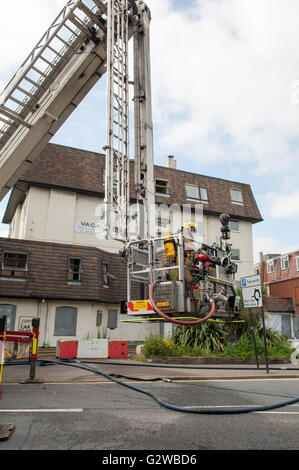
[155,178,169,196]
[230,220,240,232]
[103,262,110,288]
[107,309,118,329]
[0,304,16,330]
[231,248,240,262]
[185,183,200,201]
[68,257,82,282]
[54,306,77,336]
[199,187,208,202]
[230,188,243,205]
[267,259,274,274]
[281,255,289,271]
[296,256,299,272]
[2,251,28,272]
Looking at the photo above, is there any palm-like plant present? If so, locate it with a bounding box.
[173,321,229,353]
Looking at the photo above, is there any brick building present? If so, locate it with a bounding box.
[256,251,299,338]
[0,143,263,345]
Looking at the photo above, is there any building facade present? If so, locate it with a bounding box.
[0,143,263,345]
[255,251,299,338]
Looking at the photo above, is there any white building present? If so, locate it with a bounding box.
[0,143,263,346]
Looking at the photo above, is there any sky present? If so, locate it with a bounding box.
[0,0,299,263]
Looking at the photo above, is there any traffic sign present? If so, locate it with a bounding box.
[241,274,263,308]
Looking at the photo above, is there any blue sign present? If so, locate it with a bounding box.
[241,279,247,287]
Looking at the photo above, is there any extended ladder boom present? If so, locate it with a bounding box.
[104,0,155,241]
[0,0,109,200]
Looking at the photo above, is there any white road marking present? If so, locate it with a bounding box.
[0,408,83,413]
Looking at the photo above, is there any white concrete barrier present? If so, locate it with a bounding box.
[77,339,108,359]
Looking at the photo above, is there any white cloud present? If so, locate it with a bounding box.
[253,235,297,263]
[0,1,67,78]
[147,0,299,177]
[267,191,299,218]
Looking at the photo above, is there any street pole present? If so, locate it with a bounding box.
[261,306,269,373]
[249,309,259,369]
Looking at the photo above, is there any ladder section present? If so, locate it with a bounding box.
[105,0,130,241]
[0,0,109,200]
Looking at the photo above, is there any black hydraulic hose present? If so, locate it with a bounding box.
[6,358,299,415]
[5,358,299,372]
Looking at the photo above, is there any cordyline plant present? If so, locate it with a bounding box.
[172,321,229,353]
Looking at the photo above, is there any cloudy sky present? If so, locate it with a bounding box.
[0,0,299,262]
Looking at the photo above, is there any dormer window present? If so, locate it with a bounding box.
[155,179,169,196]
[186,184,208,202]
[68,257,82,282]
[1,251,28,278]
[230,189,243,205]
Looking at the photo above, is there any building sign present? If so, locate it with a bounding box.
[74,220,105,236]
[241,274,263,308]
[18,317,33,332]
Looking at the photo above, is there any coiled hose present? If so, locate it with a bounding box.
[149,279,215,326]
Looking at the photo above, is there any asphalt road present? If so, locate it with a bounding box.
[0,378,299,454]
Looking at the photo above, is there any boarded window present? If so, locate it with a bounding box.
[54,306,77,336]
[107,310,118,329]
[0,304,16,330]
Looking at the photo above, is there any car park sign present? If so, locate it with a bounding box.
[241,274,263,308]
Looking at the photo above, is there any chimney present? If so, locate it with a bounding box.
[165,155,177,169]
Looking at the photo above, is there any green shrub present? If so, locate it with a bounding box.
[143,334,177,358]
[221,332,294,359]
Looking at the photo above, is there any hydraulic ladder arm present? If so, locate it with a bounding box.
[104,0,155,242]
[0,0,109,200]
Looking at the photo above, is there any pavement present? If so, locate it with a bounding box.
[2,356,299,384]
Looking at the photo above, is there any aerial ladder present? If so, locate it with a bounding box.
[0,0,240,325]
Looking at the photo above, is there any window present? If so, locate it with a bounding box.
[281,255,289,271]
[186,184,200,200]
[0,304,16,330]
[230,220,240,231]
[68,257,82,282]
[1,251,28,278]
[185,184,208,202]
[107,310,118,329]
[296,257,299,272]
[155,179,169,196]
[200,187,208,202]
[54,306,77,336]
[231,248,240,261]
[103,263,109,288]
[230,189,243,205]
[267,259,274,274]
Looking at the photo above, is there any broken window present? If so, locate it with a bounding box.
[68,257,82,282]
[1,251,28,278]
